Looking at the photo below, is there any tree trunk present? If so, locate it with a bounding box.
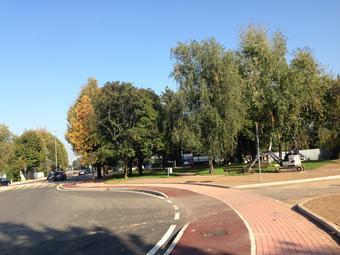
[209,158,214,174]
[128,160,132,176]
[124,160,128,179]
[138,155,143,176]
[96,164,102,179]
[278,143,283,160]
[268,137,273,164]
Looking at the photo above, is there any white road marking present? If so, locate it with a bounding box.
[173,205,179,210]
[164,224,189,255]
[146,224,176,255]
[166,199,173,203]
[174,212,180,220]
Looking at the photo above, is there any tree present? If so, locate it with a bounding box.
[171,38,244,173]
[14,130,46,178]
[0,124,15,177]
[319,76,340,158]
[286,48,327,150]
[238,26,289,157]
[129,88,163,175]
[160,88,186,167]
[94,82,163,178]
[65,77,102,176]
[36,129,69,170]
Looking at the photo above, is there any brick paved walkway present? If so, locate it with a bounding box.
[160,184,340,255]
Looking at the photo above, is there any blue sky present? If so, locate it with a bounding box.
[1,0,339,162]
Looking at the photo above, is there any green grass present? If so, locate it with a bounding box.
[105,159,339,183]
[302,159,338,170]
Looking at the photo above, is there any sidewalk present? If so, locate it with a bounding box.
[61,182,340,255]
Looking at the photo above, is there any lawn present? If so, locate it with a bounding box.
[105,159,338,183]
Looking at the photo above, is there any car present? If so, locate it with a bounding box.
[47,171,67,182]
[78,170,86,175]
[0,177,10,186]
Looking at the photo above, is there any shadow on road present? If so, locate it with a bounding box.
[0,222,213,255]
[0,222,149,255]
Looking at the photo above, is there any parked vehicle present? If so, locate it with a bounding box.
[47,171,67,182]
[0,177,10,186]
[79,169,92,175]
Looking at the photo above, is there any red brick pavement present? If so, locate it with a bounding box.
[159,184,340,255]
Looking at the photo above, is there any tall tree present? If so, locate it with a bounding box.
[286,48,326,149]
[171,38,244,173]
[36,129,69,170]
[94,82,163,178]
[0,124,15,177]
[65,78,101,176]
[14,130,46,177]
[238,26,289,156]
[319,76,340,158]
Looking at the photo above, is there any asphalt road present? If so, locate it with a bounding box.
[248,178,340,205]
[0,183,177,255]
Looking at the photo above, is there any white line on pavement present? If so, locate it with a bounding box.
[164,224,189,255]
[173,205,179,210]
[166,199,173,203]
[174,212,180,220]
[146,224,176,255]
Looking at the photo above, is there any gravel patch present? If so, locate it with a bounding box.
[304,194,340,227]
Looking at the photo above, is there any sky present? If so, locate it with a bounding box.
[1,0,339,163]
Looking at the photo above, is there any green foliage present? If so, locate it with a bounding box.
[319,77,340,158]
[36,129,69,170]
[94,81,164,177]
[0,124,15,176]
[14,130,46,171]
[171,39,244,171]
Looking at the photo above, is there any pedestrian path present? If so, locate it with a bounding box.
[0,183,57,192]
[163,184,340,255]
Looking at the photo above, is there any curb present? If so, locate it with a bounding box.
[57,184,168,199]
[297,196,340,239]
[234,174,340,189]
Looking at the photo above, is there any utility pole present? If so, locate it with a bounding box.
[255,122,262,182]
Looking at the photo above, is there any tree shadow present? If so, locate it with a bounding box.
[0,222,152,255]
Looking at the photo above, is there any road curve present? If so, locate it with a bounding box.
[0,187,177,255]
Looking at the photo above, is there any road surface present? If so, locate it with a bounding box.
[0,180,178,255]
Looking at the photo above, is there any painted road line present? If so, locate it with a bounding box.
[173,205,179,210]
[174,212,180,220]
[166,199,173,203]
[146,224,176,255]
[164,224,189,255]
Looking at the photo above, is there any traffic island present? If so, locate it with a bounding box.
[297,194,340,239]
